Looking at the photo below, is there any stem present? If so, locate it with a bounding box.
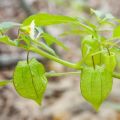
[46,71,120,79]
[106,47,111,56]
[32,40,56,56]
[76,22,93,33]
[27,51,30,64]
[3,71,120,80]
[0,31,3,35]
[92,56,95,69]
[45,71,81,77]
[17,28,20,39]
[30,46,81,70]
[21,47,120,80]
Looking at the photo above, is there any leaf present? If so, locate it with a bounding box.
[22,13,78,26]
[35,27,44,39]
[0,22,20,32]
[21,13,93,33]
[82,18,97,29]
[91,9,115,26]
[0,80,11,87]
[18,34,31,48]
[80,66,113,110]
[0,35,16,46]
[32,40,57,56]
[106,13,115,20]
[13,59,47,104]
[60,29,89,36]
[113,25,120,38]
[91,9,105,19]
[41,33,68,50]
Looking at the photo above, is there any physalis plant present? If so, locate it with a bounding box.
[0,9,120,110]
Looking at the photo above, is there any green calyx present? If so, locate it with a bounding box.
[80,65,113,110]
[13,58,48,104]
[101,52,116,72]
[81,35,101,66]
[81,40,116,110]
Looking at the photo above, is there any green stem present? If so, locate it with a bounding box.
[113,72,120,79]
[32,40,56,56]
[106,47,111,56]
[76,22,93,33]
[1,71,120,86]
[30,46,81,70]
[45,71,81,77]
[29,46,120,79]
[92,56,95,69]
[45,71,120,79]
[27,51,30,64]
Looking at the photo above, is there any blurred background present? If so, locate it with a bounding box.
[1,0,120,120]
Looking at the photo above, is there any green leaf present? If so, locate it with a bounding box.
[18,34,31,48]
[13,58,47,104]
[35,27,44,39]
[106,13,115,20]
[113,25,120,38]
[0,35,16,46]
[41,33,68,50]
[91,9,115,26]
[22,13,78,26]
[21,13,93,33]
[80,66,113,110]
[60,29,89,36]
[91,9,105,20]
[32,40,57,56]
[0,22,20,32]
[81,18,97,29]
[0,80,11,87]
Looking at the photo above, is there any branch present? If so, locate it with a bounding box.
[29,46,120,80]
[45,71,81,77]
[30,46,81,69]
